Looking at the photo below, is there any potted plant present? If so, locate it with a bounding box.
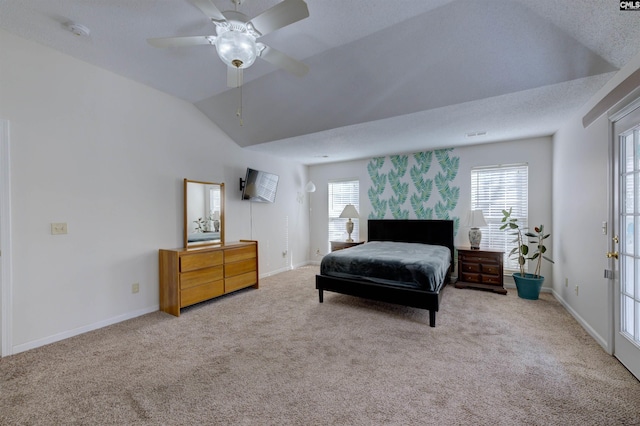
[500,208,554,300]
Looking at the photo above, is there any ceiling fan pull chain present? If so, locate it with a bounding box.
[236,67,244,126]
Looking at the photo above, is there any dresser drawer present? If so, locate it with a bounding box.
[225,258,256,277]
[225,271,257,293]
[180,265,224,290]
[225,245,256,263]
[180,280,224,307]
[180,251,223,272]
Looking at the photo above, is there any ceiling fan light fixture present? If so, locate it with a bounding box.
[214,30,257,69]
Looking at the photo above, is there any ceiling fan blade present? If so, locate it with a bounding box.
[192,0,227,23]
[248,0,309,37]
[147,35,214,48]
[227,66,243,88]
[259,45,309,77]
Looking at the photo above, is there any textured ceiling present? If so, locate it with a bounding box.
[1,0,640,165]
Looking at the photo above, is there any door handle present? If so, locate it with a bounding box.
[606,251,619,259]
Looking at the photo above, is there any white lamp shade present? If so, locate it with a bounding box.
[468,210,487,227]
[339,204,360,219]
[305,181,316,193]
[211,211,220,220]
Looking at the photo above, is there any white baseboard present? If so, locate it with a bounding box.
[552,289,610,353]
[12,305,159,355]
[259,266,291,279]
[12,263,321,355]
[259,261,319,279]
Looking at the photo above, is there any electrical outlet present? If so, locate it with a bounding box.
[575,285,579,296]
[282,250,287,258]
[51,222,68,235]
[132,283,139,294]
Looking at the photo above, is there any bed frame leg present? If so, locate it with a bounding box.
[318,289,324,303]
[429,311,436,327]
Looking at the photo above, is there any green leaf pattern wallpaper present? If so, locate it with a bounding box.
[366,148,461,235]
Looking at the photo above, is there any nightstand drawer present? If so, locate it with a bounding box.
[481,274,502,285]
[481,264,500,275]
[461,272,481,283]
[460,254,500,264]
[462,263,481,273]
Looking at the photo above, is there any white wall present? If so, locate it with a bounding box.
[309,137,553,284]
[0,30,310,354]
[553,51,640,351]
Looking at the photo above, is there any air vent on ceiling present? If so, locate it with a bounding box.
[465,131,487,138]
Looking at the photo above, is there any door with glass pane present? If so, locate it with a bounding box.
[613,105,640,380]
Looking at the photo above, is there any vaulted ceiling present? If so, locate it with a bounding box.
[2,0,640,164]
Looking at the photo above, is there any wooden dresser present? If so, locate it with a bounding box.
[159,240,258,316]
[455,247,506,295]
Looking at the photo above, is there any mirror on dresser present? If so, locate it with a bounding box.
[184,179,225,248]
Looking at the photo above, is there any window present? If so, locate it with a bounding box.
[328,179,360,249]
[471,164,528,270]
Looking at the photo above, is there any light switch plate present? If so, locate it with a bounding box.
[51,223,68,235]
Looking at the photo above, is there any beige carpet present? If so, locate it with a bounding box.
[1,265,639,425]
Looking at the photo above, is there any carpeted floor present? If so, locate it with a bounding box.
[1,265,639,425]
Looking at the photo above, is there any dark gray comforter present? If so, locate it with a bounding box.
[320,241,451,292]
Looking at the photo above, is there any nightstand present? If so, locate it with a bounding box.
[455,247,506,295]
[330,241,365,252]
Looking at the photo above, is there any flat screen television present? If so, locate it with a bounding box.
[241,168,279,203]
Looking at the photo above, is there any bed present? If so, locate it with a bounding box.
[316,219,454,327]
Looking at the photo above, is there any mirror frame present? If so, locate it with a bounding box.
[183,179,225,248]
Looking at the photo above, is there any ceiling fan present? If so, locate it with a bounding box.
[148,0,310,88]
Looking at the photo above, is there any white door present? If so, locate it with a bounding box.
[0,121,3,356]
[612,103,640,380]
[0,120,7,357]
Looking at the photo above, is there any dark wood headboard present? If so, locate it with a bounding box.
[368,219,455,261]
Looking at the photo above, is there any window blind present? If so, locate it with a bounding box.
[471,164,528,270]
[328,179,360,250]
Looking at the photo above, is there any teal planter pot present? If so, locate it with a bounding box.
[513,273,544,300]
